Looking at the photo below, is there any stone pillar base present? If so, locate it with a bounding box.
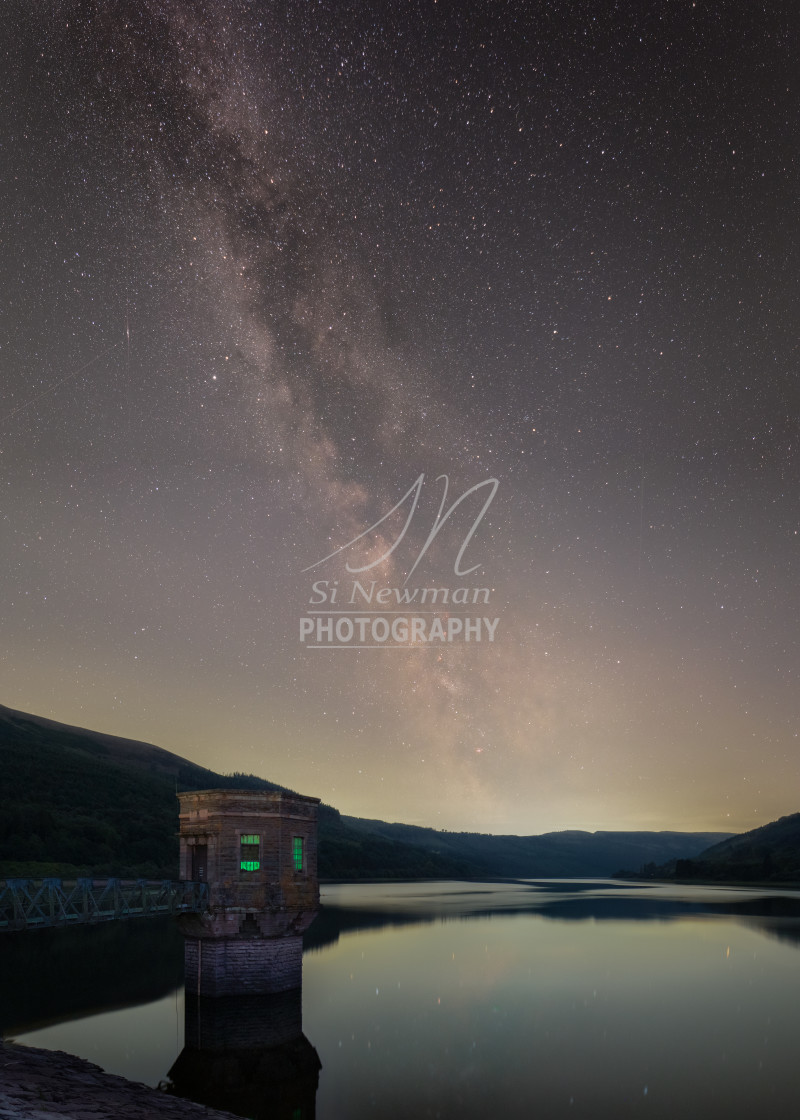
[184,936,303,997]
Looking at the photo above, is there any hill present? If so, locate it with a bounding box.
[341,816,732,879]
[0,704,731,880]
[614,815,793,882]
[619,813,800,884]
[0,704,475,880]
[0,703,286,792]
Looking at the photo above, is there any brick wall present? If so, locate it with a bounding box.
[177,789,319,914]
[183,935,304,996]
[176,791,318,997]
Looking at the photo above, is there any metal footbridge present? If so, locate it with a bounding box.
[0,878,208,932]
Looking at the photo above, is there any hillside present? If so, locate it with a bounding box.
[342,816,732,879]
[0,703,286,792]
[0,705,476,880]
[670,813,800,883]
[616,813,800,884]
[0,704,731,880]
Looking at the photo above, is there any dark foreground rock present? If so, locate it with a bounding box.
[0,1042,237,1120]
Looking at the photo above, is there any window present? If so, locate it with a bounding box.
[240,834,260,871]
[191,844,208,882]
[292,836,304,872]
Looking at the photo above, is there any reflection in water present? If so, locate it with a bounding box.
[167,991,321,1120]
[305,884,800,1120]
[0,915,183,1037]
[5,881,800,1119]
[306,879,800,954]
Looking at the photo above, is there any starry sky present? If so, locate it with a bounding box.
[2,0,798,835]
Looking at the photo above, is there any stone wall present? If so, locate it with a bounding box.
[177,789,319,914]
[176,789,319,997]
[0,1041,238,1120]
[183,935,303,996]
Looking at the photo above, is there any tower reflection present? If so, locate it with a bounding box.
[167,988,321,1120]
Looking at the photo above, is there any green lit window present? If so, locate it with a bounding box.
[240,834,260,872]
[292,836,304,872]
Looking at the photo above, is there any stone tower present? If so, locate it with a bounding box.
[177,789,319,996]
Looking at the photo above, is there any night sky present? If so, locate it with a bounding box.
[2,0,798,835]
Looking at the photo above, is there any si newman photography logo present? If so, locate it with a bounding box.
[300,473,500,648]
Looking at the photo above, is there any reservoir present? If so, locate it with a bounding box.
[3,879,800,1118]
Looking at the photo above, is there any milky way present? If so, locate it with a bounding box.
[2,0,798,833]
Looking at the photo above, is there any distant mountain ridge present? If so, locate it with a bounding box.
[0,703,733,880]
[340,815,732,880]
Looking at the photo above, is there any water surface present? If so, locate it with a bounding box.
[4,880,800,1118]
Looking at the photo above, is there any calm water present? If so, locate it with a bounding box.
[4,880,800,1118]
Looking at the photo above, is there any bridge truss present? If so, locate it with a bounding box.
[0,878,208,932]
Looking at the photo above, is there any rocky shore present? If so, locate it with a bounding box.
[0,1042,237,1120]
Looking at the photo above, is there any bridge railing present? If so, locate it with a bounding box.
[0,878,209,932]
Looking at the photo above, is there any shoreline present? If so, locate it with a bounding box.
[0,1041,237,1120]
